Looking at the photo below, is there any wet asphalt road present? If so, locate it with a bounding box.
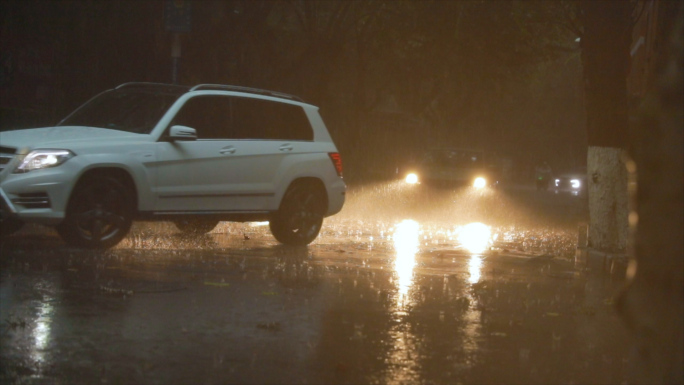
[1,182,636,384]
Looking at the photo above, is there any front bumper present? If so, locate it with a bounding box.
[0,168,74,225]
[0,188,17,218]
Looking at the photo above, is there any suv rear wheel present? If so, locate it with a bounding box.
[57,175,133,249]
[174,219,219,234]
[270,181,325,246]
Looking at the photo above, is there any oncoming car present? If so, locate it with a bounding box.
[403,148,499,189]
[553,173,586,196]
[0,83,346,248]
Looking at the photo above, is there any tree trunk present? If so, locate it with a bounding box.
[617,3,683,383]
[579,0,633,252]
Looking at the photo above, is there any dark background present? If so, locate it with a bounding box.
[0,0,587,181]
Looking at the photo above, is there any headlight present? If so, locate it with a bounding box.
[14,149,75,173]
[405,173,419,184]
[571,179,581,189]
[473,177,486,188]
[555,179,560,186]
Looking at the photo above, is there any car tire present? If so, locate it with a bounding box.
[57,175,133,249]
[0,217,24,237]
[173,219,219,234]
[270,181,325,246]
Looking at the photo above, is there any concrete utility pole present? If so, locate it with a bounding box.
[171,33,181,84]
[578,0,632,252]
[164,0,192,84]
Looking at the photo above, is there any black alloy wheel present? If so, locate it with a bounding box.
[173,219,219,234]
[57,175,133,249]
[269,182,325,246]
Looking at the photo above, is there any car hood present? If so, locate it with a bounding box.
[0,126,146,151]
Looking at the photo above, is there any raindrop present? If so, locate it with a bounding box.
[552,332,562,351]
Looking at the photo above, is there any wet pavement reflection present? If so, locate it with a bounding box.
[0,183,635,384]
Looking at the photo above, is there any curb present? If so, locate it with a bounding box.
[575,247,628,276]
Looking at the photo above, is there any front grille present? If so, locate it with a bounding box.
[12,192,51,209]
[0,146,17,173]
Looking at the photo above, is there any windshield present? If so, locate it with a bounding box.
[58,89,183,134]
[423,149,484,168]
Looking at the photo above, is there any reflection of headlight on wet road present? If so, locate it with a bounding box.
[468,255,483,284]
[393,220,419,301]
[458,222,491,254]
[473,177,486,189]
[405,173,419,184]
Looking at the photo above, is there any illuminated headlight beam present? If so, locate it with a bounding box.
[14,149,75,173]
[405,173,419,184]
[458,222,491,254]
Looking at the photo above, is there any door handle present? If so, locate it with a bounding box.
[279,144,294,152]
[220,146,236,155]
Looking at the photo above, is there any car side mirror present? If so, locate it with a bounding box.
[168,125,197,141]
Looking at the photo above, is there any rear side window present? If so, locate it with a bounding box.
[171,95,313,141]
[231,97,312,141]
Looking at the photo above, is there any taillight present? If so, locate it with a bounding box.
[328,152,343,177]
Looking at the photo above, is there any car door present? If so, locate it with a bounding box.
[154,95,247,212]
[223,96,315,211]
[153,94,314,213]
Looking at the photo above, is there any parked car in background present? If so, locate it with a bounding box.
[402,148,500,188]
[0,83,346,248]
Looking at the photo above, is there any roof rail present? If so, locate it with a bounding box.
[189,84,304,102]
[115,82,189,92]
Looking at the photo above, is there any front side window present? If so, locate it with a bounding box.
[170,96,232,139]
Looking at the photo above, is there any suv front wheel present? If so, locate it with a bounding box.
[0,217,24,237]
[269,181,325,246]
[57,175,133,249]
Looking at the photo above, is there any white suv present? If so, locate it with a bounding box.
[0,83,346,248]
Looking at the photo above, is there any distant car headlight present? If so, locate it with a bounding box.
[473,177,486,189]
[555,179,560,186]
[571,179,581,189]
[405,173,419,184]
[14,149,75,173]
